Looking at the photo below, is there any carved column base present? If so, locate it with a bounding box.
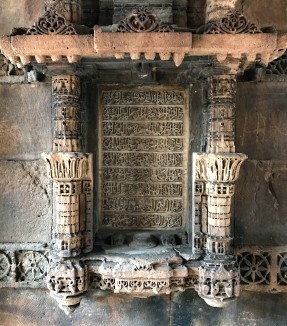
[196,260,240,307]
[47,259,88,315]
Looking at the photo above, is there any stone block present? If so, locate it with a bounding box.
[235,160,287,246]
[0,160,52,243]
[0,83,52,160]
[0,0,43,35]
[236,82,287,161]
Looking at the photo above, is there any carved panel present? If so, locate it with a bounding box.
[98,86,189,230]
[0,244,49,288]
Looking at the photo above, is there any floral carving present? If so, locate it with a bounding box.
[18,252,48,281]
[197,11,262,34]
[116,7,173,33]
[277,253,287,285]
[26,9,76,35]
[267,52,287,75]
[239,253,270,284]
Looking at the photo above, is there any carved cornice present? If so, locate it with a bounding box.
[197,11,262,35]
[26,9,77,35]
[116,7,173,33]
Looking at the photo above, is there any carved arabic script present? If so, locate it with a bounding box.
[99,87,188,229]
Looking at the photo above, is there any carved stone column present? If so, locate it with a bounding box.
[43,75,92,314]
[194,74,247,307]
[205,0,237,22]
[45,0,82,24]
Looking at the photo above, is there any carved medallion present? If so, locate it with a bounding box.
[99,86,189,230]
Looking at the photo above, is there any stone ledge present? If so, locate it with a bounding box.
[0,32,283,68]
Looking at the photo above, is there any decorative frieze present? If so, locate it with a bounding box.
[99,86,189,230]
[0,246,48,288]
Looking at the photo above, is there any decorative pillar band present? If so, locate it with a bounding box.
[52,75,84,152]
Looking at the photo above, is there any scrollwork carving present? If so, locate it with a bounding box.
[116,7,173,33]
[197,11,262,34]
[26,9,77,35]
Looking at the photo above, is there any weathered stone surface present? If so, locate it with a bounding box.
[0,289,170,326]
[240,0,287,32]
[206,0,237,22]
[235,160,287,246]
[1,289,287,326]
[0,83,52,160]
[0,0,43,35]
[236,82,287,160]
[0,160,52,243]
[171,290,287,326]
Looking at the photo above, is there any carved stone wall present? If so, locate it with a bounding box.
[1,1,287,325]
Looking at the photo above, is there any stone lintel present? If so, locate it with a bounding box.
[0,32,282,68]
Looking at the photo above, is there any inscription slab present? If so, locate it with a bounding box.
[99,86,189,230]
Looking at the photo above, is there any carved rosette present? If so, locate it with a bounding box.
[197,261,240,307]
[47,259,88,315]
